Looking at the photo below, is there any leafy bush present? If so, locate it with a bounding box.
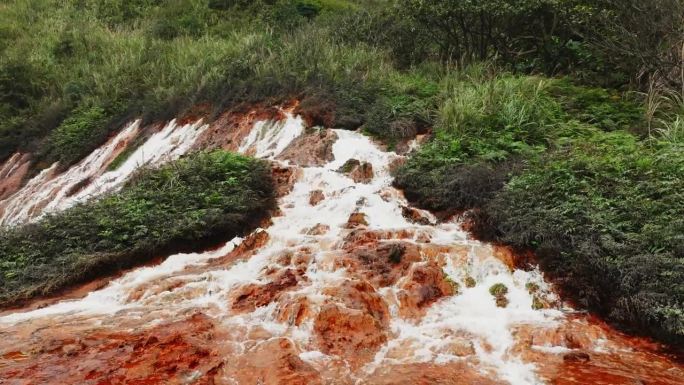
[394,74,565,211]
[549,79,645,133]
[391,0,684,87]
[396,67,684,343]
[42,105,110,166]
[0,151,276,307]
[480,131,684,343]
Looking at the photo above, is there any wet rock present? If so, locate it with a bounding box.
[314,303,387,366]
[0,313,226,384]
[363,362,499,385]
[337,238,421,287]
[229,338,322,385]
[309,189,325,206]
[446,337,477,357]
[345,212,368,228]
[378,187,396,202]
[304,223,330,236]
[465,276,477,288]
[415,231,432,243]
[276,295,311,326]
[313,280,389,367]
[563,351,591,362]
[272,164,300,197]
[489,283,509,308]
[232,269,300,312]
[193,106,285,152]
[207,229,270,267]
[401,205,431,225]
[323,280,390,328]
[295,96,335,128]
[397,261,455,318]
[338,159,373,183]
[278,129,337,167]
[387,156,407,173]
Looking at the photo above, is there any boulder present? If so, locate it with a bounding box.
[277,129,338,167]
[397,261,455,318]
[338,159,373,183]
[309,189,325,206]
[345,212,368,228]
[401,205,431,225]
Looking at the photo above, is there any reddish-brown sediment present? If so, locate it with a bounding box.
[363,362,499,385]
[396,260,455,318]
[231,269,302,313]
[512,315,684,385]
[0,153,31,201]
[278,129,337,167]
[1,104,684,385]
[192,105,288,153]
[0,313,228,385]
[224,338,323,385]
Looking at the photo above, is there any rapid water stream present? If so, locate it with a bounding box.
[0,111,681,384]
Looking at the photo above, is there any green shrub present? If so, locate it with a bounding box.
[481,131,684,343]
[43,105,110,166]
[548,79,645,133]
[0,151,276,307]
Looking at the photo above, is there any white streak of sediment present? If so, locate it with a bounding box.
[0,120,142,226]
[238,112,304,159]
[0,119,209,226]
[59,119,209,209]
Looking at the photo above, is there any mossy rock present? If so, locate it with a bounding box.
[525,282,540,294]
[464,276,476,288]
[532,296,545,310]
[489,283,508,297]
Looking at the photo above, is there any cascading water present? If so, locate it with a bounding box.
[0,111,681,384]
[0,118,208,226]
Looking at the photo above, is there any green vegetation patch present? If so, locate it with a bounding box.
[484,132,684,342]
[0,151,276,307]
[395,69,684,343]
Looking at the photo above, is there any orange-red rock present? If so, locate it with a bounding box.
[278,129,337,167]
[338,159,373,183]
[0,313,226,385]
[363,362,499,385]
[345,212,368,228]
[304,223,330,235]
[309,189,325,206]
[397,261,455,318]
[314,303,387,366]
[226,338,322,385]
[232,269,300,312]
[271,164,300,197]
[0,152,31,201]
[337,240,421,287]
[401,205,431,225]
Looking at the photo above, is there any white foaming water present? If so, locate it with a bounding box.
[0,118,208,226]
[0,113,574,384]
[238,112,304,158]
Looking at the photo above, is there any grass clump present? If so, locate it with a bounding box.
[0,151,275,307]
